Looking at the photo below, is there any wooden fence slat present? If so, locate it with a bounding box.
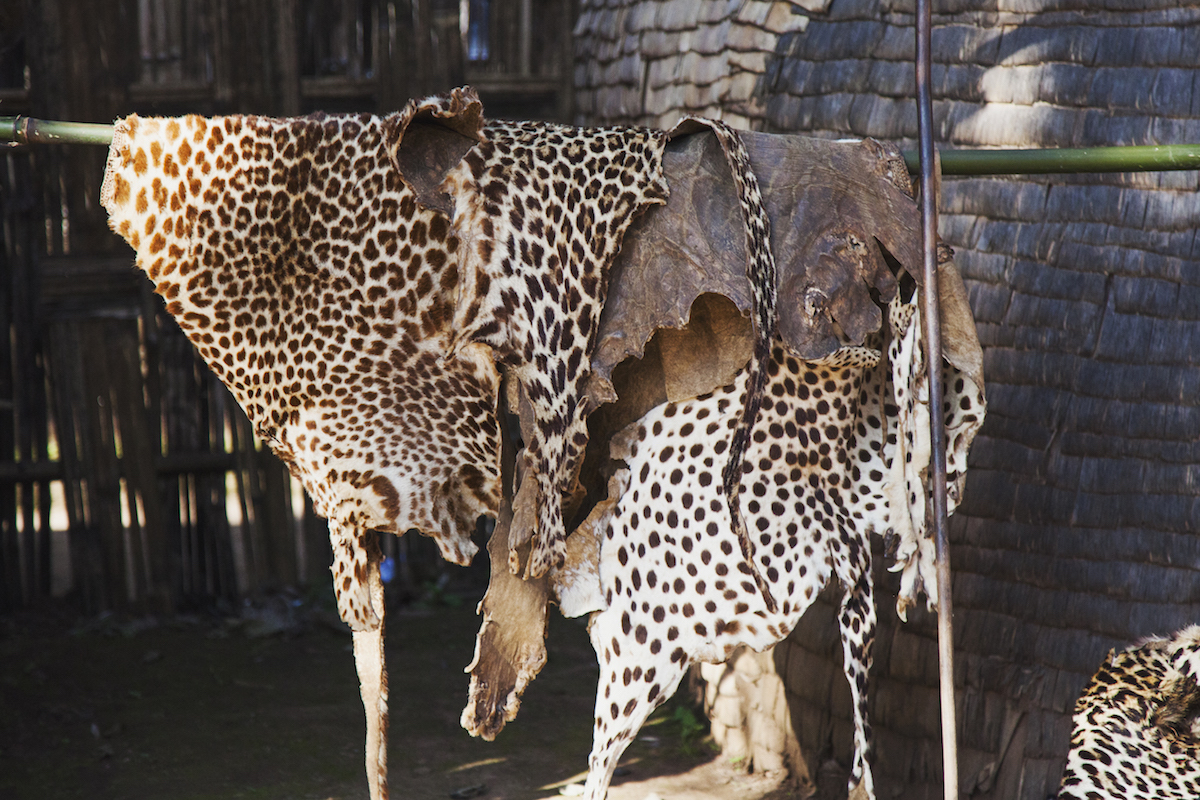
[0,203,15,609]
[30,255,53,603]
[81,320,129,611]
[139,287,171,607]
[245,437,272,594]
[0,152,18,612]
[48,322,103,614]
[303,491,330,586]
[201,376,237,601]
[159,322,195,604]
[230,409,260,596]
[257,442,297,591]
[9,152,44,605]
[109,324,145,605]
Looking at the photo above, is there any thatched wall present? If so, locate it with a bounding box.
[577,2,1200,798]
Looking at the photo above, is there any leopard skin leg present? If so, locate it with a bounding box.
[582,607,690,800]
[836,550,876,800]
[331,521,389,800]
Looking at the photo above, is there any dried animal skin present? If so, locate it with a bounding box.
[885,260,986,621]
[443,119,668,580]
[101,93,502,571]
[585,337,886,800]
[1060,626,1200,800]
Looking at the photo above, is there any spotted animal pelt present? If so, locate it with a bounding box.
[101,91,502,587]
[573,287,985,800]
[878,292,984,619]
[584,338,883,800]
[443,119,668,579]
[1059,625,1200,800]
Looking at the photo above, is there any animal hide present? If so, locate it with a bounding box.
[101,89,514,800]
[101,89,502,568]
[442,119,668,581]
[1060,626,1200,800]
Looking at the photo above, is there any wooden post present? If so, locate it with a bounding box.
[140,286,173,612]
[276,0,301,115]
[558,0,574,123]
[302,493,330,586]
[200,376,238,601]
[83,322,129,611]
[231,411,261,595]
[0,153,18,611]
[260,447,297,589]
[915,0,960,797]
[377,0,411,112]
[9,155,43,604]
[108,325,155,608]
[519,0,532,76]
[48,323,106,613]
[413,0,432,96]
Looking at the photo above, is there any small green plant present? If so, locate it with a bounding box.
[672,705,706,755]
[644,698,713,757]
[418,576,464,608]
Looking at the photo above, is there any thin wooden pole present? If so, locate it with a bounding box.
[915,1,959,799]
[519,0,532,76]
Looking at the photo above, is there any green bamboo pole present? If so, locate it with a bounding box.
[904,143,1200,174]
[7,114,1200,175]
[3,116,115,146]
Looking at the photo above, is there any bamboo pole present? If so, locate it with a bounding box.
[7,114,1200,175]
[908,144,1200,175]
[3,116,116,146]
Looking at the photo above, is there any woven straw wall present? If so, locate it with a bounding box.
[577,2,1200,798]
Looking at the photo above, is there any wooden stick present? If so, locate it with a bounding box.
[915,2,960,799]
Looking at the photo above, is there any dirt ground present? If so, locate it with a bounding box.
[0,594,799,800]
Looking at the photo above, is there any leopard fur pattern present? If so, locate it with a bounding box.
[443,119,668,579]
[1059,625,1200,799]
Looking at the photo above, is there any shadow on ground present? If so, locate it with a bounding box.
[1,600,800,800]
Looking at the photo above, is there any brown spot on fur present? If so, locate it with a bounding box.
[370,475,401,521]
[112,175,130,206]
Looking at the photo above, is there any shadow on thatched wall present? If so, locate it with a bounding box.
[577,1,1200,798]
